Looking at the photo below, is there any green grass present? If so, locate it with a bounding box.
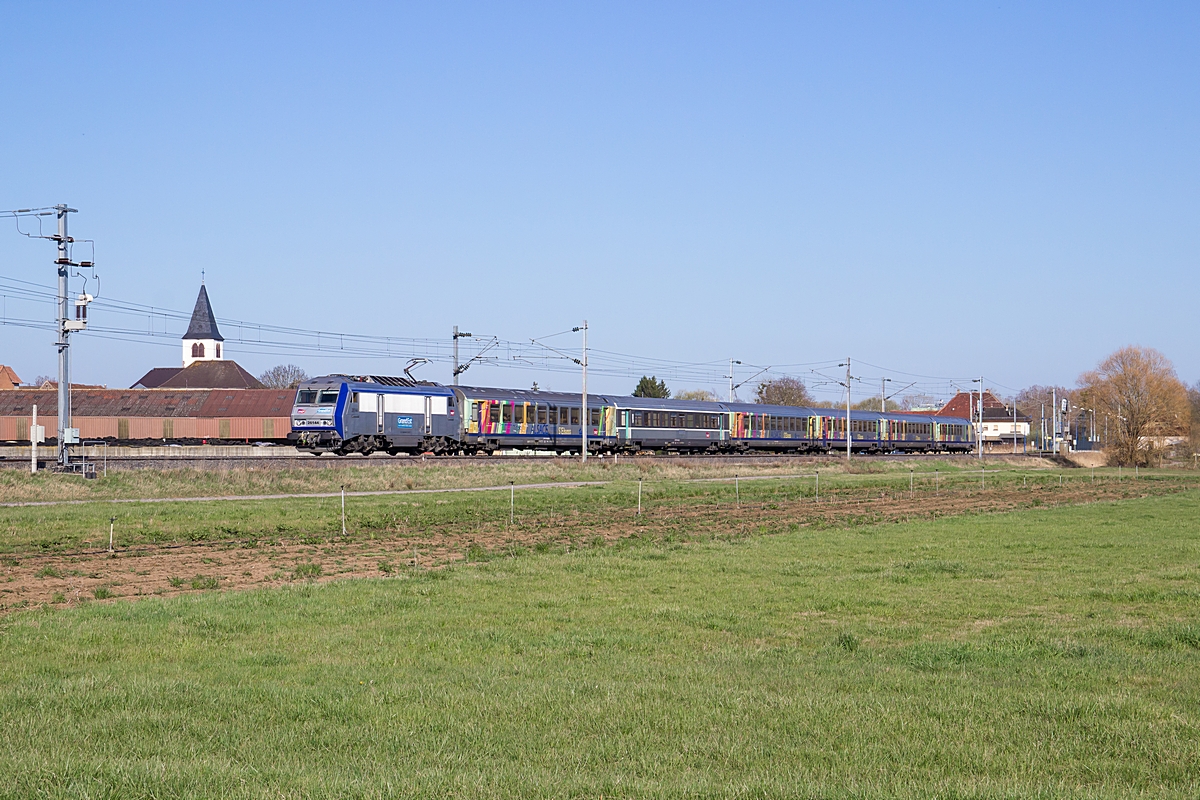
[0,456,1067,505]
[1,466,1187,554]
[1,491,1198,797]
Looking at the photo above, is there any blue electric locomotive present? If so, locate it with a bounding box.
[291,375,459,455]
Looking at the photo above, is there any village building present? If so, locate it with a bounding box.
[923,390,1030,453]
[132,283,265,390]
[0,365,21,390]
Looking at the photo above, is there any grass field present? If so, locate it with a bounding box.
[0,455,1060,504]
[1,488,1198,798]
[0,460,1182,554]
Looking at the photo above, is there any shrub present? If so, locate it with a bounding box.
[93,587,114,600]
[293,562,322,580]
[190,575,219,590]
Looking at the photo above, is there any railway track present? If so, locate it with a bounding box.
[0,450,1049,471]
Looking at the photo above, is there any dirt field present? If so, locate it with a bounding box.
[2,477,1188,612]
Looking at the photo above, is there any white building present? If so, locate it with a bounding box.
[181,284,225,368]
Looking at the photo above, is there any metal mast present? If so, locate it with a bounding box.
[978,375,984,460]
[452,326,472,386]
[845,357,852,460]
[54,205,80,467]
[580,320,588,463]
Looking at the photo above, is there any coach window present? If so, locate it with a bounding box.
[490,405,501,424]
[569,407,580,425]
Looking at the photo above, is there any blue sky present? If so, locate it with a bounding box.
[1,2,1196,403]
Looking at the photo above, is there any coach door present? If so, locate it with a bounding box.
[424,396,433,435]
[376,394,384,433]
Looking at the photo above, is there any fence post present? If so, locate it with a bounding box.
[910,469,914,499]
[935,469,939,495]
[510,481,515,526]
[981,468,985,490]
[341,485,346,536]
[108,516,115,553]
[735,474,740,508]
[638,479,642,516]
[815,471,819,502]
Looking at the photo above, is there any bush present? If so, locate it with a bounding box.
[293,562,322,580]
[190,575,220,590]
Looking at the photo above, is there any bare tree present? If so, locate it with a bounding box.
[33,375,55,387]
[675,389,718,402]
[1186,380,1200,458]
[1078,346,1188,466]
[259,364,309,389]
[851,396,902,411]
[754,377,813,407]
[1015,385,1073,418]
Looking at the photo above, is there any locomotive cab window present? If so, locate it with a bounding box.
[296,390,317,405]
[317,390,339,405]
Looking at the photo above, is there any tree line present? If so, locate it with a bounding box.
[631,345,1199,466]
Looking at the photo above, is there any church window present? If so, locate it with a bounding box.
[191,342,204,358]
[215,343,221,358]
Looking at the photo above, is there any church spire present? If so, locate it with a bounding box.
[183,284,224,342]
[181,283,225,367]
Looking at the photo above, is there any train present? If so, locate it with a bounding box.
[289,374,975,456]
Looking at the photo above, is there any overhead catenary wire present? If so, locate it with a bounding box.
[0,271,995,399]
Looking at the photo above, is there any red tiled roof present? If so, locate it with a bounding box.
[936,391,1029,422]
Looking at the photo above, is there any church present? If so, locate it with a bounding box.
[132,284,265,390]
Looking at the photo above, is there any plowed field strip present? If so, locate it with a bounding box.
[1,480,1190,613]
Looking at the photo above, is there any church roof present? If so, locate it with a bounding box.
[131,367,183,389]
[183,284,224,342]
[157,360,264,389]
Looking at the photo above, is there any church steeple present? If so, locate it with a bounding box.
[181,284,225,367]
